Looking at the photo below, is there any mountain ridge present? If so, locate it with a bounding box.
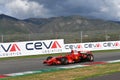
[0,14,120,34]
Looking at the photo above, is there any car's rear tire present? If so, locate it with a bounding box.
[46,56,53,60]
[87,54,94,62]
[60,57,68,65]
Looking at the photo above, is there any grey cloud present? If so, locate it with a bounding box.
[1,0,52,19]
[0,0,120,20]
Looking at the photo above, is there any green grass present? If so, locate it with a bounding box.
[2,62,120,80]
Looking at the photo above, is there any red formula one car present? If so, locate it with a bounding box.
[43,50,94,65]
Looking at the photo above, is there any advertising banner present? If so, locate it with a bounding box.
[0,40,120,58]
[0,39,64,58]
[64,41,120,52]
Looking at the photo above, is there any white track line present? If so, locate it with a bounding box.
[2,59,120,77]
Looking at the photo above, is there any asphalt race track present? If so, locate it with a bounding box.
[0,52,120,74]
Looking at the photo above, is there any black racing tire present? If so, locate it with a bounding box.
[46,56,53,60]
[78,57,82,62]
[87,54,94,62]
[60,57,68,65]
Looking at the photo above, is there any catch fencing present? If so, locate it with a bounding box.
[0,30,120,43]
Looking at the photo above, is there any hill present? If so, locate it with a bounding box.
[0,14,120,34]
[24,15,120,33]
[0,14,39,34]
[38,16,120,32]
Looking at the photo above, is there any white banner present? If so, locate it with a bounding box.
[64,41,120,52]
[0,40,120,58]
[0,39,64,58]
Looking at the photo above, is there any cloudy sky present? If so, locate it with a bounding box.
[0,0,120,20]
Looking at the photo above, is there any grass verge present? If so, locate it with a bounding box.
[2,62,120,80]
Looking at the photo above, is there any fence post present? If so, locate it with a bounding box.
[28,34,30,41]
[1,34,3,42]
[80,31,83,43]
[105,30,109,41]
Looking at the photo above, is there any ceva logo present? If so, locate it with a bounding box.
[51,41,61,48]
[84,43,102,48]
[103,42,120,47]
[65,44,82,49]
[115,42,120,46]
[1,44,20,52]
[26,41,62,50]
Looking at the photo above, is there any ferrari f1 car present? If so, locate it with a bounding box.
[43,50,94,65]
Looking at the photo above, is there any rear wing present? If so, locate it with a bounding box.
[71,50,92,54]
